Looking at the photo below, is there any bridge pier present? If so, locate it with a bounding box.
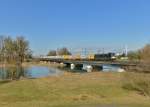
[59,62,65,68]
[86,65,93,72]
[60,62,64,65]
[83,64,93,72]
[71,64,75,70]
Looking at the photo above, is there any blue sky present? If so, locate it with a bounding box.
[0,0,150,55]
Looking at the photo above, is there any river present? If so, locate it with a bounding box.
[0,65,63,80]
[0,64,125,80]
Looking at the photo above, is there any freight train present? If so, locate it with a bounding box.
[42,53,117,61]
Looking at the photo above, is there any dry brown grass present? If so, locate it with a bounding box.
[0,72,150,107]
[122,72,150,96]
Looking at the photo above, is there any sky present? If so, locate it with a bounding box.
[0,0,150,55]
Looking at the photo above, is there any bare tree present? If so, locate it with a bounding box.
[57,47,71,55]
[140,44,150,62]
[47,50,57,56]
[0,36,32,64]
[128,51,140,61]
[3,36,15,62]
[0,36,4,62]
[15,36,30,63]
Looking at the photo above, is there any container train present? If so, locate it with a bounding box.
[42,53,117,61]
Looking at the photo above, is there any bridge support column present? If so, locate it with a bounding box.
[71,64,75,70]
[59,62,65,67]
[86,65,93,72]
[83,64,93,72]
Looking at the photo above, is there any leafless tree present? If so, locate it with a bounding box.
[57,47,71,55]
[47,50,57,56]
[140,44,150,62]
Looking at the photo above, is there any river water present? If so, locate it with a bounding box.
[0,64,125,80]
[102,64,125,72]
[0,66,63,80]
[82,64,125,72]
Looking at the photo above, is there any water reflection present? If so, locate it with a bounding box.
[0,66,23,80]
[103,64,125,72]
[24,66,63,78]
[0,66,63,80]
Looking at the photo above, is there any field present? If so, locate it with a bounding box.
[0,71,150,107]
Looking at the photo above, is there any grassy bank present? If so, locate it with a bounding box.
[0,62,60,67]
[0,71,150,107]
[122,72,150,96]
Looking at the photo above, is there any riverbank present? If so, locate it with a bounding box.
[0,71,150,107]
[0,62,61,68]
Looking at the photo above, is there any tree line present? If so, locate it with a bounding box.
[47,47,71,56]
[128,44,150,62]
[0,36,32,64]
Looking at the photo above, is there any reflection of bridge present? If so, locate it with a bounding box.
[39,57,139,72]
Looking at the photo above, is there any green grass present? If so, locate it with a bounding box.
[0,72,150,107]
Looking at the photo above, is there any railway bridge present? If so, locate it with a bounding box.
[39,57,140,72]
